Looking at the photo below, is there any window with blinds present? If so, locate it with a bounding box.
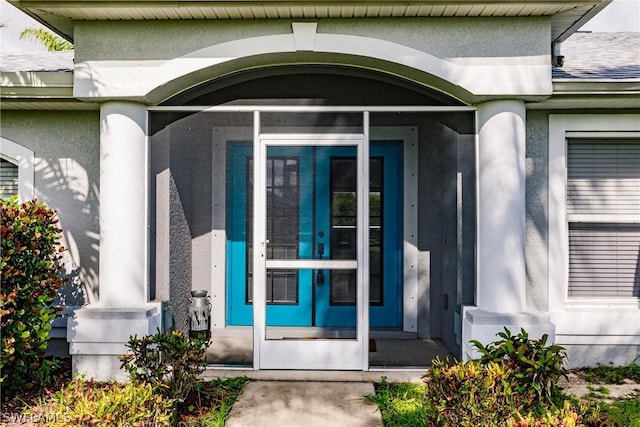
[0,158,19,200]
[567,140,640,298]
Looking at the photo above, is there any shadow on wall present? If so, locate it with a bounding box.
[35,157,100,306]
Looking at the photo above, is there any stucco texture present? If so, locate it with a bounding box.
[525,110,550,312]
[74,17,549,63]
[0,111,100,305]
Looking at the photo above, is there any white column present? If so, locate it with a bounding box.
[462,100,554,361]
[476,100,526,313]
[68,102,160,381]
[99,102,148,306]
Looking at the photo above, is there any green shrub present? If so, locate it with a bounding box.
[27,379,175,426]
[119,329,209,402]
[0,198,67,399]
[421,358,606,427]
[471,327,568,402]
[423,357,530,426]
[508,400,605,427]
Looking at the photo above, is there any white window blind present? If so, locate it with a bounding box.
[568,142,640,217]
[567,140,640,298]
[0,158,19,200]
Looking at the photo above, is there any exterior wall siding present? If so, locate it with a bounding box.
[525,110,550,312]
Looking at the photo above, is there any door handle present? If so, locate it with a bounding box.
[317,232,325,285]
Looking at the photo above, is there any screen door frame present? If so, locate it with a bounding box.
[253,114,370,370]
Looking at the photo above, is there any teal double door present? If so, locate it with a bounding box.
[227,140,402,329]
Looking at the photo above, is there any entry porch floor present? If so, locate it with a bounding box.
[205,337,453,370]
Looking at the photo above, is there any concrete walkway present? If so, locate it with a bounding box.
[225,381,382,427]
[558,376,640,404]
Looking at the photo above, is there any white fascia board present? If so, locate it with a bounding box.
[1,71,74,98]
[553,79,640,94]
[526,79,640,109]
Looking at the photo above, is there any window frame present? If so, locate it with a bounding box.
[0,137,35,201]
[548,115,640,310]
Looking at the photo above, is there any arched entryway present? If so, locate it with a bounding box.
[149,66,476,369]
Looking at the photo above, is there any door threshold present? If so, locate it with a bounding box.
[202,366,427,383]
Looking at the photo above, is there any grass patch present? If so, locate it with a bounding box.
[178,376,249,426]
[587,384,611,398]
[601,395,640,427]
[365,377,427,427]
[576,357,640,384]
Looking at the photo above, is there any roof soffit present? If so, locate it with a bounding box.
[9,0,610,43]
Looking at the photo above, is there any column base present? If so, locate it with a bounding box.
[461,306,555,362]
[67,304,163,381]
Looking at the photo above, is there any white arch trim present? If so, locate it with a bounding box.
[0,137,35,201]
[74,23,551,100]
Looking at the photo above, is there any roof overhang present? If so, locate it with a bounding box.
[9,0,611,44]
[0,71,98,110]
[527,79,640,109]
[3,68,637,110]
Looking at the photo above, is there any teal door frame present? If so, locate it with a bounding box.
[226,141,402,328]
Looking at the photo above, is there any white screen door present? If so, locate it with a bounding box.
[253,132,370,370]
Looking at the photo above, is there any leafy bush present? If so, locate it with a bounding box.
[423,357,529,426]
[471,327,568,402]
[119,329,209,402]
[0,198,67,399]
[27,379,175,426]
[421,358,605,427]
[508,400,605,427]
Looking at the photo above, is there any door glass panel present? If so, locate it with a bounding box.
[266,157,300,262]
[262,144,359,338]
[329,157,383,306]
[246,157,300,304]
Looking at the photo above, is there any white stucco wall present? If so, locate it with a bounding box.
[72,17,552,103]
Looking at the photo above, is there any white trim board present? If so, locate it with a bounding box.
[0,137,35,202]
[548,114,640,314]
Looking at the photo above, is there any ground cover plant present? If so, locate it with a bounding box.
[9,373,249,426]
[601,396,640,427]
[1,329,248,426]
[367,329,640,426]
